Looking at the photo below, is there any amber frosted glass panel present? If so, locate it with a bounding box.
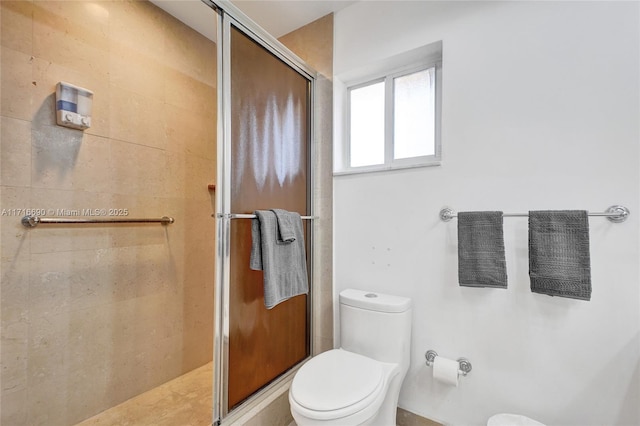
[228,26,310,410]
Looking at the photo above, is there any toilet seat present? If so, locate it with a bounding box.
[290,349,396,422]
[488,413,546,426]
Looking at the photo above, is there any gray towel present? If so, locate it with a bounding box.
[272,208,296,243]
[458,211,507,288]
[250,210,309,309]
[529,210,591,301]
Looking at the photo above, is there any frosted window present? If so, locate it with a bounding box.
[339,44,442,175]
[394,68,435,159]
[349,82,385,167]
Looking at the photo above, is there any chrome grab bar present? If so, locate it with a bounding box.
[21,215,175,228]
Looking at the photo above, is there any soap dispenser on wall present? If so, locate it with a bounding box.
[56,82,93,130]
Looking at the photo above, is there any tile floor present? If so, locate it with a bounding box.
[76,363,213,426]
[73,361,442,426]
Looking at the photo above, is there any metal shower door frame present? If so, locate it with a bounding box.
[202,1,317,424]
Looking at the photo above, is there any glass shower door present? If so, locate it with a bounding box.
[212,6,315,420]
[227,25,311,410]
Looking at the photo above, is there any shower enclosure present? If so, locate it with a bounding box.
[209,0,317,422]
[0,1,316,424]
[0,1,218,424]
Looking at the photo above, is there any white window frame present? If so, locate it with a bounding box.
[335,44,442,175]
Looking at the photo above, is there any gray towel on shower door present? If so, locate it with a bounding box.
[529,210,591,301]
[272,208,297,243]
[250,209,309,309]
[457,211,508,288]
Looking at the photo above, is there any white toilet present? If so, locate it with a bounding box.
[289,289,412,426]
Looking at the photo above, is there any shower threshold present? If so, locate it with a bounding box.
[76,362,213,426]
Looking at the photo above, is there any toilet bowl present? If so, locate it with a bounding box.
[488,413,546,426]
[289,349,399,425]
[289,289,412,426]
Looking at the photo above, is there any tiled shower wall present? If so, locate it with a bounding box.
[0,1,216,424]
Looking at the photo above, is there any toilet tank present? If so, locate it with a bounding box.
[339,289,412,368]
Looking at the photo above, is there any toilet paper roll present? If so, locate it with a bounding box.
[433,356,459,386]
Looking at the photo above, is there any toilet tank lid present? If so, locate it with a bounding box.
[340,289,412,313]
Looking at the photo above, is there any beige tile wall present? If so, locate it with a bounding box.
[0,1,216,425]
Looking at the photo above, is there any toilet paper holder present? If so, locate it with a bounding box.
[425,350,472,376]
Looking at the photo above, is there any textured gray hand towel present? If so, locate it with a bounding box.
[250,210,309,309]
[529,210,591,301]
[272,208,296,243]
[458,211,507,288]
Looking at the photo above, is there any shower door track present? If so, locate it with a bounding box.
[203,1,318,424]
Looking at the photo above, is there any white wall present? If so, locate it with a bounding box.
[333,2,640,425]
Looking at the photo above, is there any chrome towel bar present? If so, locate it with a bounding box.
[214,213,317,220]
[440,205,630,223]
[21,215,174,228]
